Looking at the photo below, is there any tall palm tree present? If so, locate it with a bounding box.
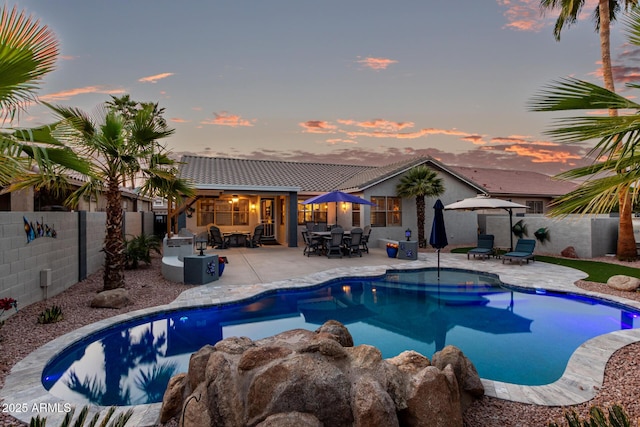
[530,6,640,260]
[0,5,90,189]
[396,165,444,248]
[540,0,639,259]
[23,101,194,290]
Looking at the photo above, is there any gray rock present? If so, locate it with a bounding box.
[607,275,640,291]
[89,288,131,309]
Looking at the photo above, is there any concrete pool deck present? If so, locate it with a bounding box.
[4,245,640,426]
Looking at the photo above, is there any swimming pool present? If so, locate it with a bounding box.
[41,267,640,406]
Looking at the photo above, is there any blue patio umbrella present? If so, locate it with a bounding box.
[302,190,376,206]
[302,190,375,223]
[429,199,448,278]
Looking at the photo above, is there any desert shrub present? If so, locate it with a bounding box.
[548,404,630,427]
[37,305,63,324]
[30,405,133,426]
[124,234,161,269]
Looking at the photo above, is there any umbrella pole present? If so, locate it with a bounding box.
[508,209,514,251]
[437,249,440,278]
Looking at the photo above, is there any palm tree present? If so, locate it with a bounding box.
[23,101,194,290]
[0,5,90,189]
[530,6,640,260]
[540,0,639,259]
[396,165,444,248]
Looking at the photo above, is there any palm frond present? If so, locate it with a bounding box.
[0,6,58,121]
[529,77,640,112]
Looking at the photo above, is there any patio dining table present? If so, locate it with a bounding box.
[223,231,251,247]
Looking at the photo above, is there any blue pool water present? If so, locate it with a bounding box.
[42,268,640,406]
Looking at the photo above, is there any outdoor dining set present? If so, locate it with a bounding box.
[302,223,372,258]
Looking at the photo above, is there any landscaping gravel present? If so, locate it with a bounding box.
[1,254,640,426]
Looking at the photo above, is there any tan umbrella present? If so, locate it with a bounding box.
[444,194,527,251]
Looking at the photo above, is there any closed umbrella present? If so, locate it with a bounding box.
[444,194,527,251]
[429,199,448,278]
[302,190,375,224]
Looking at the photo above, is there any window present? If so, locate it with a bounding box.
[351,203,361,227]
[198,199,215,226]
[526,200,543,214]
[370,196,402,227]
[198,198,249,226]
[298,201,328,225]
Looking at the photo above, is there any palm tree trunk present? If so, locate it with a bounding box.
[599,0,637,260]
[103,179,126,290]
[416,196,426,247]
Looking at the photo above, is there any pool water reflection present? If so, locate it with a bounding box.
[42,268,640,406]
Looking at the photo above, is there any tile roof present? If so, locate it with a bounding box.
[450,166,578,197]
[179,156,374,192]
[179,155,577,197]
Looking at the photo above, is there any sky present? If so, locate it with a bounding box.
[13,0,639,175]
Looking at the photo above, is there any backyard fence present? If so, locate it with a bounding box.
[0,211,154,311]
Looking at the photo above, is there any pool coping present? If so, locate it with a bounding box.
[3,253,640,425]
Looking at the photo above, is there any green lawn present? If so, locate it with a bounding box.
[450,247,640,283]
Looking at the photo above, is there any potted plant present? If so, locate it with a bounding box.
[386,242,399,258]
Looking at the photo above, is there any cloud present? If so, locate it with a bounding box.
[201,111,254,127]
[39,86,125,102]
[138,72,174,83]
[497,0,598,32]
[356,57,398,70]
[337,118,414,131]
[502,144,583,163]
[170,117,190,123]
[300,120,338,134]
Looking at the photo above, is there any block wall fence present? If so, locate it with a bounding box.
[0,211,154,311]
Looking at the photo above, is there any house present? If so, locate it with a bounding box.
[175,155,576,248]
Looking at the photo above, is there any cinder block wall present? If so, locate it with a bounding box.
[484,214,618,258]
[0,211,151,312]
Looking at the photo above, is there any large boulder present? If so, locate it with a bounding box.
[90,288,132,309]
[607,275,640,292]
[161,321,483,427]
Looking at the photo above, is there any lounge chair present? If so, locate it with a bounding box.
[209,225,229,249]
[325,226,344,258]
[343,227,363,257]
[302,230,322,256]
[502,239,536,265]
[246,224,264,248]
[467,234,494,260]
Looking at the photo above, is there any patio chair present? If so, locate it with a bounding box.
[502,239,536,265]
[325,226,344,259]
[343,227,363,257]
[302,230,322,257]
[467,234,495,260]
[209,225,229,249]
[360,225,372,253]
[246,224,264,248]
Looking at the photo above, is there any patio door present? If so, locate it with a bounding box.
[260,198,275,238]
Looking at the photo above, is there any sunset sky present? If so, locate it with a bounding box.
[15,0,638,175]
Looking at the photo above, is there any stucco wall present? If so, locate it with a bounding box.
[484,214,618,258]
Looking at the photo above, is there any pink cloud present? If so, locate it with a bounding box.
[39,86,125,102]
[138,72,174,83]
[337,118,414,131]
[504,144,583,163]
[356,57,398,70]
[170,117,190,123]
[497,0,597,32]
[201,111,254,127]
[299,120,338,134]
